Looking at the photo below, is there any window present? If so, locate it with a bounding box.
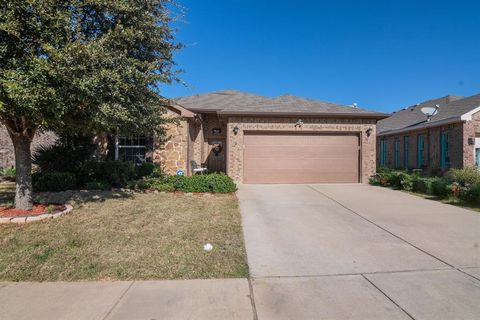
[403,136,409,168]
[394,139,400,168]
[380,139,387,167]
[440,130,450,169]
[116,135,148,162]
[417,134,426,168]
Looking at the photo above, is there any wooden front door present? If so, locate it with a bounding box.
[206,139,226,173]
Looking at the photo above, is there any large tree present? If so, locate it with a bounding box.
[0,0,181,209]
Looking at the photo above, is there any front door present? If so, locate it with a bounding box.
[206,139,226,173]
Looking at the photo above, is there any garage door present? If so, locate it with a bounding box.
[243,132,359,184]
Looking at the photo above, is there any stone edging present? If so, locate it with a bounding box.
[0,204,73,224]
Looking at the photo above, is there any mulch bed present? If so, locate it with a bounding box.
[0,204,66,218]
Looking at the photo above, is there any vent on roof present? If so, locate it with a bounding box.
[352,103,358,108]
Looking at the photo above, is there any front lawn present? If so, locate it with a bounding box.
[0,191,248,281]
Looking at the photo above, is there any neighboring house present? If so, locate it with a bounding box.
[377,93,480,173]
[1,90,387,183]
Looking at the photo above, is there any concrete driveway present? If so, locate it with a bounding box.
[238,184,480,320]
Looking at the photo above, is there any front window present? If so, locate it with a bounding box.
[440,130,450,170]
[380,139,387,166]
[116,135,148,162]
[394,139,400,168]
[403,136,409,169]
[417,134,426,168]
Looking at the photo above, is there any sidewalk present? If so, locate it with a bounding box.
[0,279,254,320]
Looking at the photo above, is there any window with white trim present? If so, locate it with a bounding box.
[115,135,148,162]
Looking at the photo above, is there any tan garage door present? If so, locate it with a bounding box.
[244,132,360,184]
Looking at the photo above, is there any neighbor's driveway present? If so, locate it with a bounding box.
[238,184,480,320]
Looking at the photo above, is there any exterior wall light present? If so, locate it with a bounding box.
[233,126,239,135]
[366,128,373,137]
[294,119,304,128]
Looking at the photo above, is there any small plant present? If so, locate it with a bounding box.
[0,167,16,181]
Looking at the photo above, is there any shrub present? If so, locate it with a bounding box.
[411,176,431,193]
[76,160,136,188]
[136,163,157,179]
[175,174,237,193]
[430,178,450,197]
[446,167,480,187]
[126,179,151,190]
[149,181,175,192]
[32,134,96,173]
[84,181,111,190]
[459,183,480,203]
[32,172,77,192]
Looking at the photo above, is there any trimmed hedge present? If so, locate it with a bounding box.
[128,173,237,193]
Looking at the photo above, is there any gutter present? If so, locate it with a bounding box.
[216,110,389,120]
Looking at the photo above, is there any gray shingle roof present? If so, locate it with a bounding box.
[176,90,387,117]
[377,94,480,135]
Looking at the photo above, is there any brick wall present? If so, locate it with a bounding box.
[226,117,377,183]
[377,121,471,172]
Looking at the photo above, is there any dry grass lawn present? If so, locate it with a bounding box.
[0,190,248,281]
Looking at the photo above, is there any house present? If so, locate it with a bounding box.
[376,93,480,173]
[1,90,388,184]
[153,90,387,183]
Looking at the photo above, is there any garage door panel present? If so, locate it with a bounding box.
[244,132,359,184]
[245,145,358,159]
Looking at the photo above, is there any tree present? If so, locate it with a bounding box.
[0,0,181,209]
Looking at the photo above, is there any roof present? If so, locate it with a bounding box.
[174,90,388,119]
[377,94,480,136]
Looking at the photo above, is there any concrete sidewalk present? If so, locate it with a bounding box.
[0,279,254,320]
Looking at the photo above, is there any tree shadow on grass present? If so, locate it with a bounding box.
[33,189,134,206]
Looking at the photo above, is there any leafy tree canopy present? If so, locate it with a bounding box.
[0,0,181,136]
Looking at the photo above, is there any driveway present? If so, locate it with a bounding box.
[238,184,480,320]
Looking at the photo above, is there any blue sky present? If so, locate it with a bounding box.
[162,0,480,112]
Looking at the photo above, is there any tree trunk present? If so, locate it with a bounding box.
[11,134,34,210]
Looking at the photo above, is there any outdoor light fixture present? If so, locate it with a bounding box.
[233,126,239,135]
[294,119,304,128]
[421,104,439,122]
[366,128,373,137]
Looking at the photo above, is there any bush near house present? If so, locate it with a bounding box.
[127,173,237,193]
[370,167,480,204]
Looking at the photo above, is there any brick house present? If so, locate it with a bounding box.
[1,90,387,184]
[157,90,386,183]
[376,93,480,173]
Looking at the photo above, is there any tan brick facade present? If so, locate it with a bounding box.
[226,117,377,183]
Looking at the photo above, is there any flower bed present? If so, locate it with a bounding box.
[0,204,73,224]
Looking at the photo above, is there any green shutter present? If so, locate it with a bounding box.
[441,131,450,169]
[403,136,409,168]
[417,135,425,168]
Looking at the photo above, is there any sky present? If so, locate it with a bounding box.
[161,0,480,113]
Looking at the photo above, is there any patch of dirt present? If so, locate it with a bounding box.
[0,204,65,218]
